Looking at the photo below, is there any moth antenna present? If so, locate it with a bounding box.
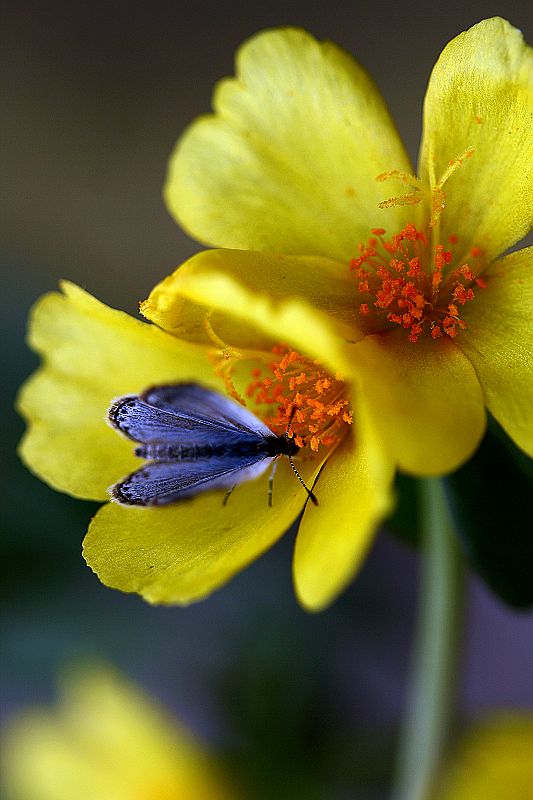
[288,454,318,506]
[283,404,318,504]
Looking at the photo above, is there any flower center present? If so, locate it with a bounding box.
[350,224,486,342]
[205,319,353,454]
[245,346,353,451]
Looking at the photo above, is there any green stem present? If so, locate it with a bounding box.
[391,477,465,800]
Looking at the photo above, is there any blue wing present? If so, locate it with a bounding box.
[110,452,273,506]
[108,384,273,446]
[141,383,273,436]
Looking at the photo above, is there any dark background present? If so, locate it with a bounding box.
[2,2,533,798]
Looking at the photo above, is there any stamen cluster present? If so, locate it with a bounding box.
[350,224,486,342]
[246,346,352,451]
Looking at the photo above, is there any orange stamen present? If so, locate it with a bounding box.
[246,346,352,451]
[352,224,486,342]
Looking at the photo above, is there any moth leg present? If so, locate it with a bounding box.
[267,460,279,507]
[222,485,237,506]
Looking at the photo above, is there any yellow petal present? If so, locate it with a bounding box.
[435,715,533,800]
[165,28,412,259]
[83,456,318,604]
[293,405,395,611]
[419,18,533,264]
[350,332,486,475]
[2,667,235,800]
[17,282,214,501]
[141,249,357,377]
[457,247,533,457]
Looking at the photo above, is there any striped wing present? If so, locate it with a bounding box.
[109,399,263,449]
[108,384,273,447]
[141,383,273,435]
[110,452,272,506]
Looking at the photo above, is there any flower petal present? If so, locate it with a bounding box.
[165,28,412,259]
[17,282,214,501]
[350,332,486,475]
[435,715,533,800]
[83,456,318,604]
[2,667,235,800]
[141,249,358,376]
[457,247,533,457]
[419,18,533,263]
[293,406,395,611]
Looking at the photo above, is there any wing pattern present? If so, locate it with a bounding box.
[111,453,272,506]
[107,383,281,505]
[141,383,273,436]
[108,384,274,449]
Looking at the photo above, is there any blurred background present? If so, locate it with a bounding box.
[2,1,533,798]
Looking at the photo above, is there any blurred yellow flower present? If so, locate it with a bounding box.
[18,18,532,611]
[1,667,236,800]
[434,715,533,800]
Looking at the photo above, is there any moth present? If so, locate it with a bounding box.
[108,383,317,507]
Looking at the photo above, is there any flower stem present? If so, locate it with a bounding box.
[391,477,465,800]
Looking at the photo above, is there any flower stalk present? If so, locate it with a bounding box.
[392,478,465,800]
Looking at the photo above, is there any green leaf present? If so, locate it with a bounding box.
[444,415,533,609]
[385,472,421,549]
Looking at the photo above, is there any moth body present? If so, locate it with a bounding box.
[107,383,306,507]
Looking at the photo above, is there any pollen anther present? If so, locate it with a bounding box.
[246,346,352,451]
[351,225,486,343]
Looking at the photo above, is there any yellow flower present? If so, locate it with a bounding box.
[162,17,532,475]
[1,666,236,800]
[434,715,533,800]
[18,18,532,611]
[19,281,387,610]
[158,18,532,573]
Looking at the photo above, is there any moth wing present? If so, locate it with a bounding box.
[110,452,273,506]
[141,383,273,437]
[108,395,264,448]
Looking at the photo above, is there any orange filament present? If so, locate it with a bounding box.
[378,146,475,228]
[246,346,352,452]
[350,224,486,342]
